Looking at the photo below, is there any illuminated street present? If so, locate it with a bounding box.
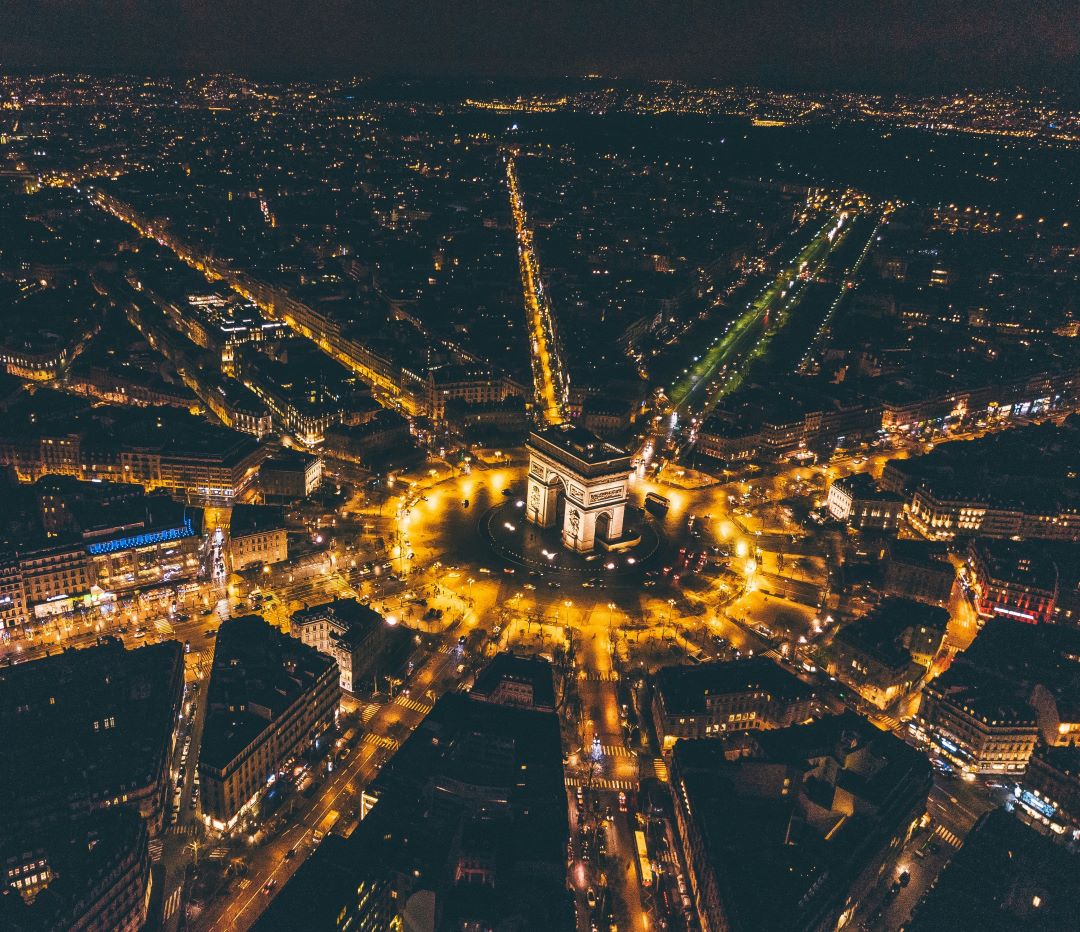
[507,153,566,424]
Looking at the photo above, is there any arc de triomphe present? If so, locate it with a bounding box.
[525,425,632,552]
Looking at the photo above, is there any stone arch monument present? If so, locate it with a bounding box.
[525,424,632,552]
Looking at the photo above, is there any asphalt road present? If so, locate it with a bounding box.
[196,643,464,931]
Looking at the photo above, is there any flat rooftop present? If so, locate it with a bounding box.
[655,656,814,716]
[528,424,632,474]
[201,615,337,770]
[230,504,287,538]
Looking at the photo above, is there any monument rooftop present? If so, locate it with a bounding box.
[529,424,632,473]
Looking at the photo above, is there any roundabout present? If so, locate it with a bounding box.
[479,499,662,580]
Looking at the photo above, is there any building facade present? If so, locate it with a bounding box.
[291,599,391,695]
[651,657,818,751]
[917,671,1040,775]
[199,616,340,829]
[229,505,288,572]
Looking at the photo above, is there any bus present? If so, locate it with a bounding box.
[644,492,670,517]
[312,808,340,844]
[635,830,653,887]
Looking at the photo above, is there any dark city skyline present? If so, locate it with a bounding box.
[0,0,1078,91]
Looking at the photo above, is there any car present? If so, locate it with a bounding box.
[618,791,627,812]
[898,870,910,887]
[284,847,297,860]
[547,581,560,589]
[524,582,536,590]
[502,567,515,575]
[586,888,597,909]
[263,879,277,895]
[200,607,215,616]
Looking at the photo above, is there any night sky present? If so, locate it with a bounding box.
[0,0,1078,91]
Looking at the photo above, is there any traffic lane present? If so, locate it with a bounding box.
[859,841,949,932]
[202,819,323,929]
[212,822,313,930]
[207,731,395,929]
[607,803,647,932]
[161,664,214,932]
[205,647,460,930]
[927,778,993,835]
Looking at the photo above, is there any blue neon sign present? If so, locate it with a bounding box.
[87,516,195,555]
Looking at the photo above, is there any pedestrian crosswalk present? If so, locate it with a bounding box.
[932,824,963,848]
[149,839,164,862]
[236,878,251,890]
[396,696,434,715]
[360,703,380,724]
[565,776,637,791]
[579,671,619,682]
[167,824,193,836]
[362,733,400,751]
[208,847,228,861]
[598,744,633,759]
[163,887,182,921]
[650,757,670,782]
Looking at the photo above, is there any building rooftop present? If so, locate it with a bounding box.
[833,472,901,502]
[291,598,384,638]
[961,617,1080,697]
[230,504,287,538]
[0,638,183,843]
[0,807,147,932]
[260,451,320,473]
[655,656,814,716]
[200,615,338,771]
[971,539,1061,593]
[885,538,952,569]
[528,424,632,473]
[470,651,558,711]
[673,712,931,931]
[255,656,572,931]
[1032,743,1080,780]
[887,416,1080,515]
[927,663,1038,726]
[832,598,948,668]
